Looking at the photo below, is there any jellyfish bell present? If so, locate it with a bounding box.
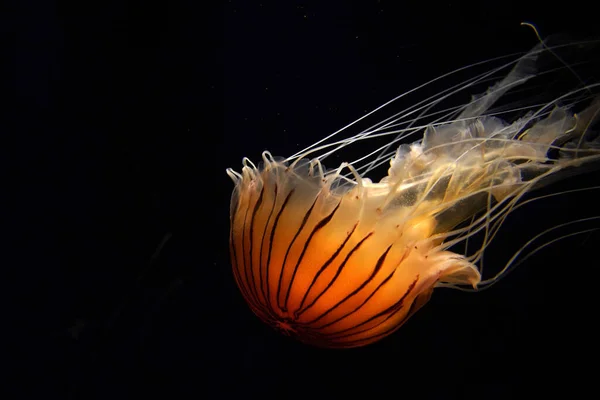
[226,38,600,348]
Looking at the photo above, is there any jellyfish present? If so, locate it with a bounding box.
[226,36,600,348]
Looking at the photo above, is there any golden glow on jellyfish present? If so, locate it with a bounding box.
[227,38,600,348]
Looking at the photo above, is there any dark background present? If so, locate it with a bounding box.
[6,0,600,398]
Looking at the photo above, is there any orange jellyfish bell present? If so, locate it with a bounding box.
[227,40,600,348]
